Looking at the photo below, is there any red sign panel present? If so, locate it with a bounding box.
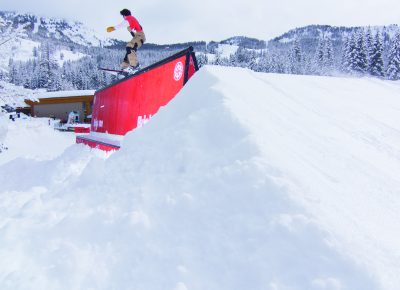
[77,47,198,150]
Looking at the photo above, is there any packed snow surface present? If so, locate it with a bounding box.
[1,66,400,290]
[0,117,75,166]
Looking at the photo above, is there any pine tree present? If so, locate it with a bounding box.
[248,50,258,71]
[347,32,359,73]
[353,29,368,74]
[37,42,60,90]
[38,43,51,88]
[32,46,39,58]
[303,56,314,75]
[8,59,17,84]
[196,53,208,67]
[256,53,269,72]
[369,32,385,78]
[232,47,249,68]
[48,72,62,91]
[323,37,334,74]
[341,35,351,73]
[386,31,400,80]
[314,37,325,75]
[213,51,224,66]
[289,38,303,74]
[365,27,374,74]
[30,59,40,89]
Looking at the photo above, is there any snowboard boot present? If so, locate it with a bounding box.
[117,72,127,79]
[123,64,141,75]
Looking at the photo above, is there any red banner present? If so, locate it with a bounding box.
[77,47,198,151]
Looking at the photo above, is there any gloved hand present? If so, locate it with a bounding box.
[106,26,115,33]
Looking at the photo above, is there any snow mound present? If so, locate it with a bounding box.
[0,117,75,166]
[1,66,400,290]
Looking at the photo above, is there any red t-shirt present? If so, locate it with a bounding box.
[124,15,142,32]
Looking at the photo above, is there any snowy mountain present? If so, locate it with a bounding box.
[271,24,399,44]
[0,11,112,73]
[0,11,117,47]
[0,10,207,92]
[1,66,400,289]
[2,9,400,95]
[266,24,399,70]
[218,36,266,49]
[1,9,399,66]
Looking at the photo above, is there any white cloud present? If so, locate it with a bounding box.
[1,0,400,43]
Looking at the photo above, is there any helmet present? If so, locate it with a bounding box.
[120,9,131,16]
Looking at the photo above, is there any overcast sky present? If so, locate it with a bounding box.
[1,0,400,44]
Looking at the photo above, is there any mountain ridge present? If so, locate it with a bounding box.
[1,10,400,92]
[4,10,398,49]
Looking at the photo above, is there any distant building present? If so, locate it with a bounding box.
[24,90,95,123]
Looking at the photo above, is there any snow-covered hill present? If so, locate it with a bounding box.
[0,11,114,72]
[271,24,400,44]
[0,11,113,47]
[1,66,400,290]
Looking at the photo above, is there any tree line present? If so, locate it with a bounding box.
[4,42,199,91]
[3,27,400,92]
[209,27,400,80]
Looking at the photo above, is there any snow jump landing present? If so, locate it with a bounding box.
[76,47,199,151]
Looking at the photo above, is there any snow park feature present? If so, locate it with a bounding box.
[76,47,199,151]
[1,66,400,290]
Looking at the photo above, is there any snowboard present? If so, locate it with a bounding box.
[98,67,129,77]
[98,66,141,77]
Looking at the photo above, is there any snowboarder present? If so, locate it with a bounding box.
[106,9,146,74]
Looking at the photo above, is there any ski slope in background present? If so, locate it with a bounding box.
[0,37,87,72]
[1,66,400,290]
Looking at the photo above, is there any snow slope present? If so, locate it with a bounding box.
[53,49,87,67]
[1,66,400,290]
[0,38,41,71]
[0,36,88,72]
[0,117,76,166]
[0,11,113,47]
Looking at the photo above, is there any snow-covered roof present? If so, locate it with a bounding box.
[38,90,95,99]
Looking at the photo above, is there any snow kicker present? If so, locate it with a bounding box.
[76,47,199,151]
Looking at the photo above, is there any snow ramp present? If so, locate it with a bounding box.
[2,66,400,290]
[76,47,198,151]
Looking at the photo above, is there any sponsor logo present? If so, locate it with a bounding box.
[174,61,184,81]
[93,119,103,131]
[137,114,152,128]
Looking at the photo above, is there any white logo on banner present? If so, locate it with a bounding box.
[93,119,103,131]
[174,61,184,81]
[137,115,152,128]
